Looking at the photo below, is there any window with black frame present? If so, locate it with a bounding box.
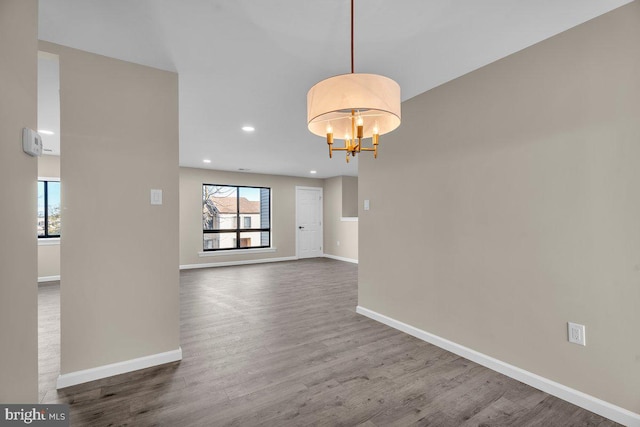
[38,180,61,238]
[202,184,271,251]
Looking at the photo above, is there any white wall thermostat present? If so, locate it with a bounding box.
[22,128,43,157]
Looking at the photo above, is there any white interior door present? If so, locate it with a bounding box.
[296,186,323,258]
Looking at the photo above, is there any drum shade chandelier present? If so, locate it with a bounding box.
[307,0,401,162]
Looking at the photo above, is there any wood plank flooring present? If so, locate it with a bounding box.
[38,258,619,426]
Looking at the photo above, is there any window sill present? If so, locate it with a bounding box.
[198,247,277,257]
[341,217,358,222]
[38,238,60,246]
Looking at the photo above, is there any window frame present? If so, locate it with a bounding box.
[202,183,271,252]
[38,178,61,239]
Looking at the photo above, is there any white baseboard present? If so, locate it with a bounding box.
[180,256,297,270]
[324,254,358,264]
[38,275,60,283]
[56,347,182,389]
[356,306,640,427]
[340,217,358,222]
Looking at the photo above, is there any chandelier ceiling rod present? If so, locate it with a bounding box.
[351,0,354,74]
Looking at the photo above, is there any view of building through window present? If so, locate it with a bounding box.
[202,184,270,251]
[38,180,61,238]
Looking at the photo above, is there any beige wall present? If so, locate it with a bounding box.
[38,155,60,279]
[324,176,358,261]
[359,2,640,414]
[38,154,60,177]
[0,0,39,402]
[39,41,180,374]
[38,244,60,280]
[180,167,322,266]
[341,176,358,218]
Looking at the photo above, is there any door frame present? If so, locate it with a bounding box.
[295,186,323,259]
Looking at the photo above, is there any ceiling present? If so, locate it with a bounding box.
[38,0,632,178]
[37,52,61,155]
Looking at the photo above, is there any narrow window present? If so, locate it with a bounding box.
[38,180,61,238]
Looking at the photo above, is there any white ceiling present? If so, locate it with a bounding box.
[38,0,632,178]
[37,52,61,155]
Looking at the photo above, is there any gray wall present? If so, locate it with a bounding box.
[359,2,640,413]
[0,0,39,403]
[39,41,180,374]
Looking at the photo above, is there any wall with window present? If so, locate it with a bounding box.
[0,0,38,403]
[38,154,60,280]
[359,2,640,415]
[180,167,322,267]
[323,176,358,262]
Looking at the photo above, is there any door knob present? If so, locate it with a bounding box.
[298,226,304,229]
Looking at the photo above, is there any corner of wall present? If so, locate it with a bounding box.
[0,0,39,403]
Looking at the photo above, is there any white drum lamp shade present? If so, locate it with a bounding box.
[307,73,401,139]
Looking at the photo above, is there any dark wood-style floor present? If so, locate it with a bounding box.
[38,259,619,426]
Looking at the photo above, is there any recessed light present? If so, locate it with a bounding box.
[242,126,255,132]
[310,170,317,174]
[38,130,54,135]
[203,159,211,164]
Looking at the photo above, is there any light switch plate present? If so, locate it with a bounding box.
[150,189,163,205]
[364,199,370,211]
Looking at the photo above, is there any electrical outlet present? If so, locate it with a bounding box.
[568,322,586,346]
